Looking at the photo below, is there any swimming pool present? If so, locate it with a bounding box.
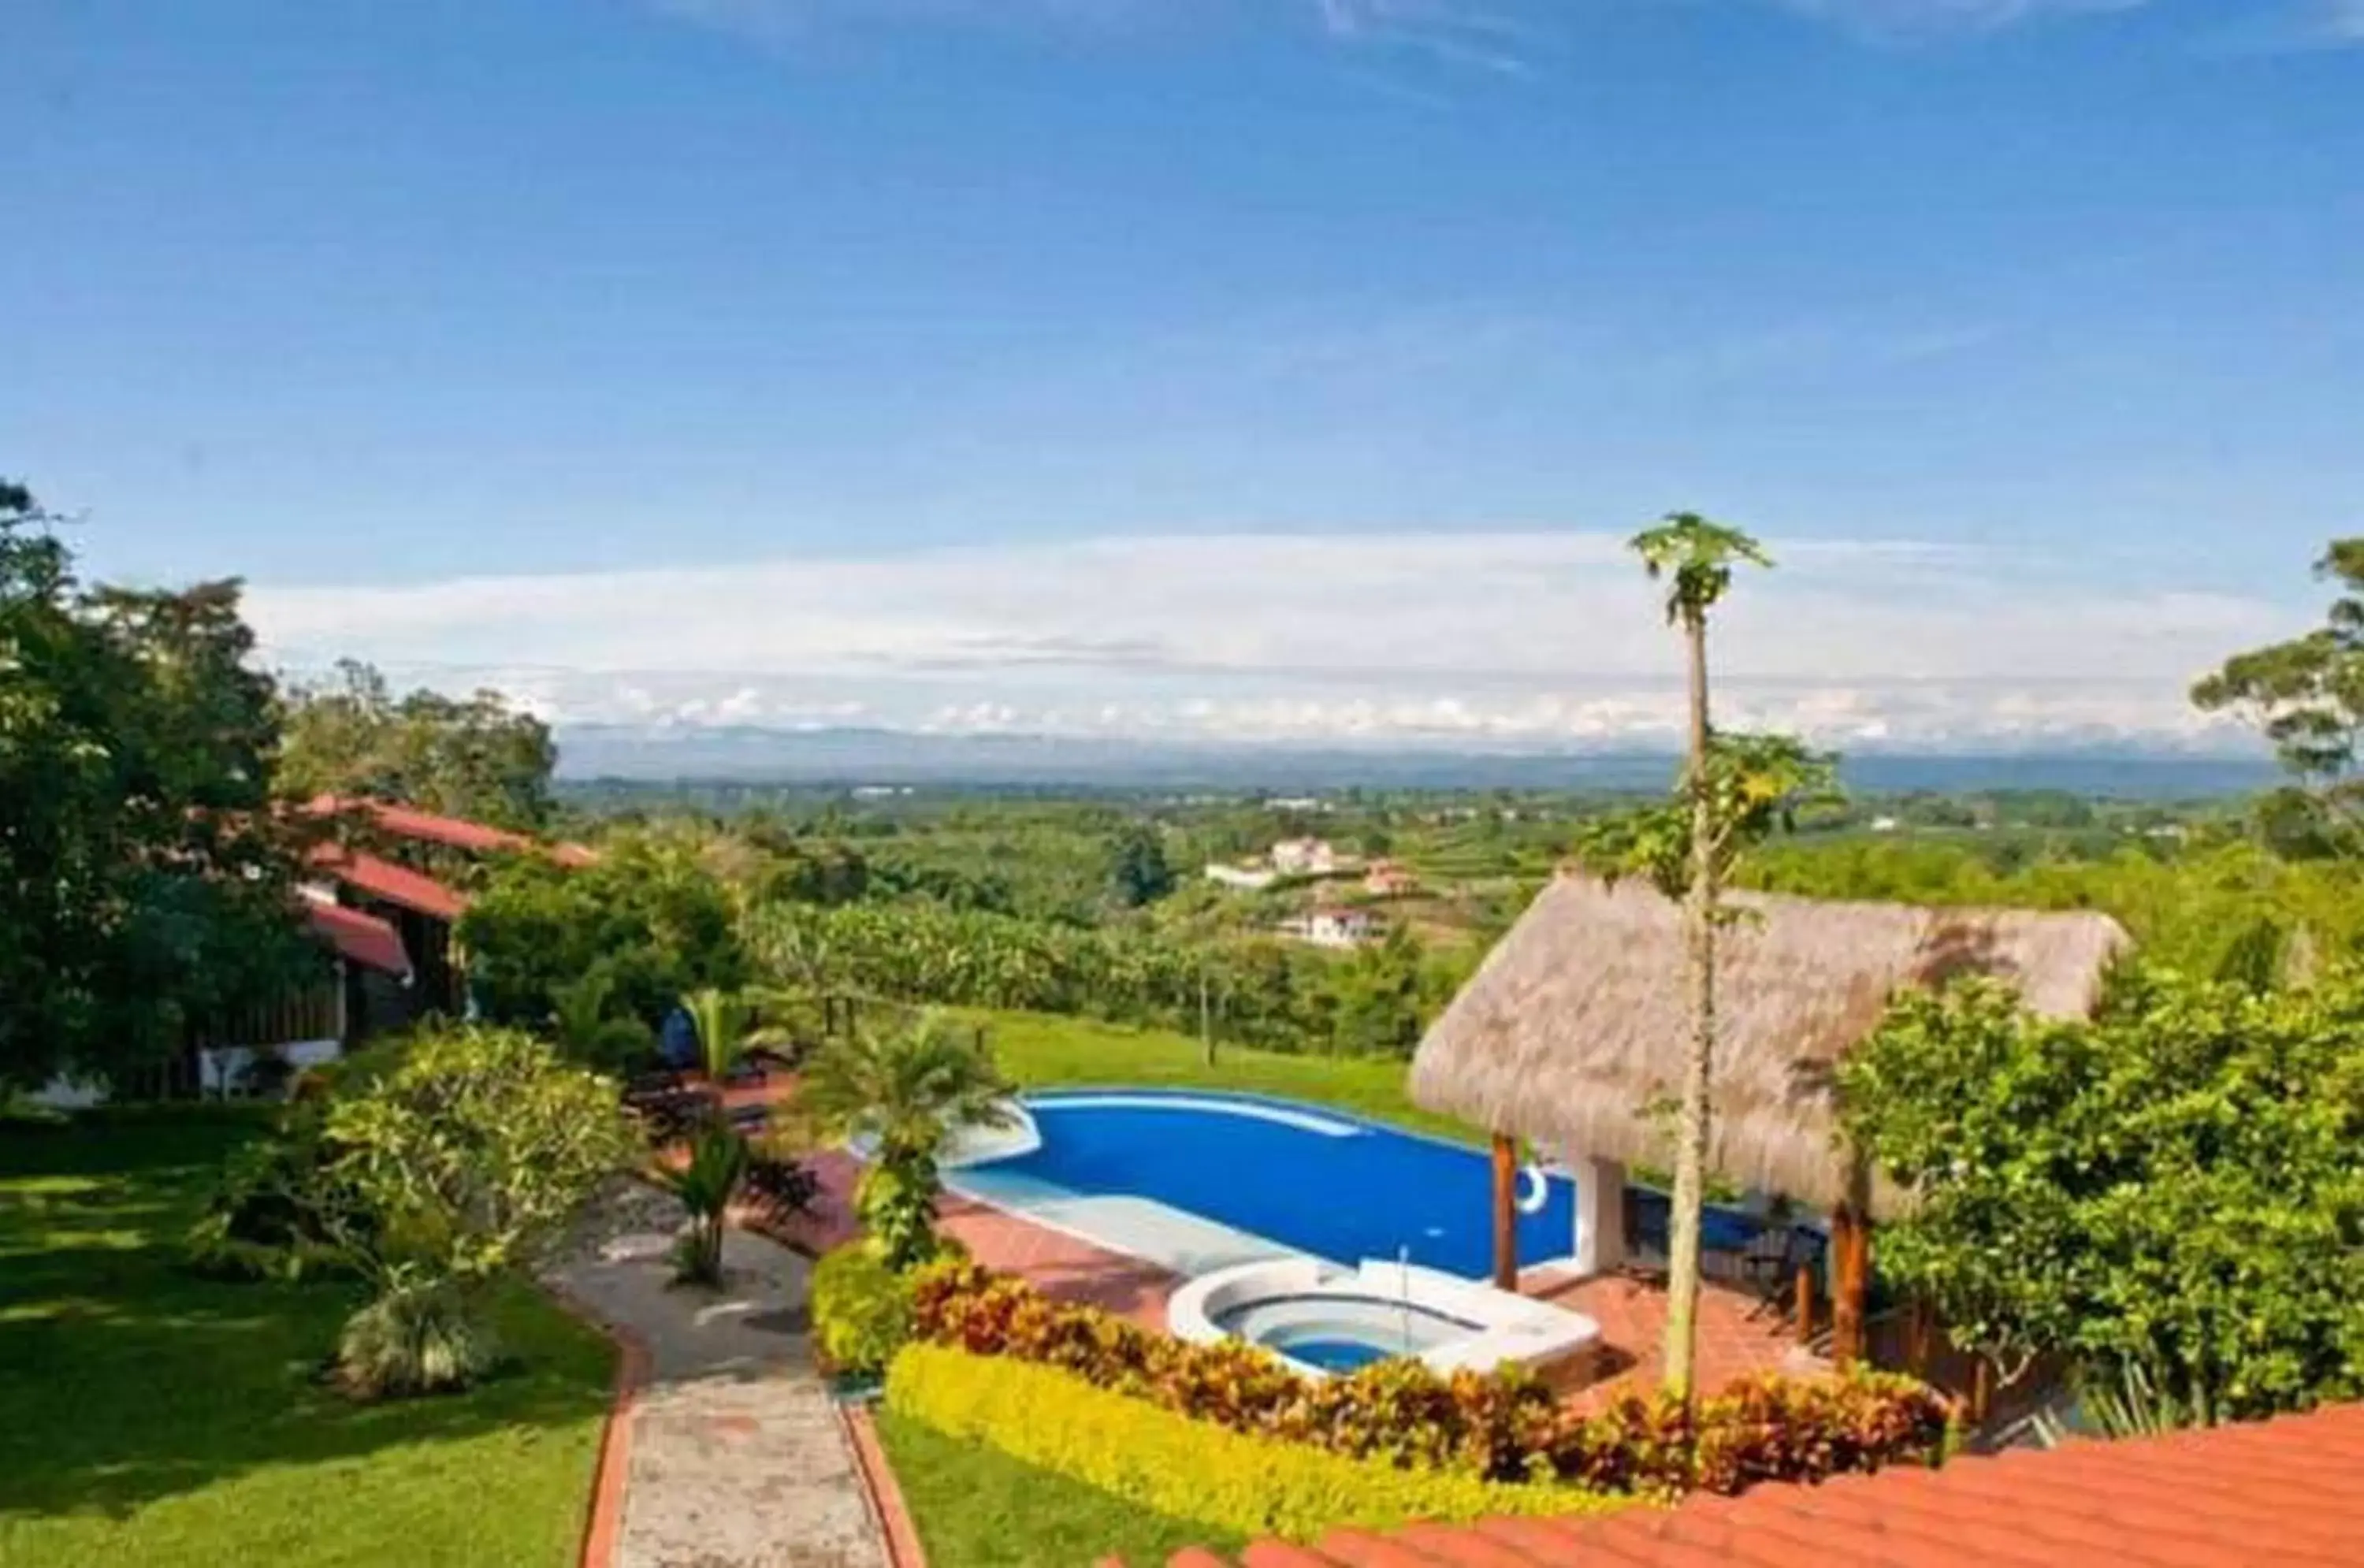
[946,1089,1582,1279]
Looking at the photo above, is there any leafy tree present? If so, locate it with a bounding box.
[2192,539,2364,854]
[319,1026,639,1395]
[280,657,557,830]
[1328,926,1427,1056]
[1106,821,1176,908]
[461,834,748,1031]
[0,480,316,1093]
[1839,971,2364,1425]
[786,1010,1014,1270]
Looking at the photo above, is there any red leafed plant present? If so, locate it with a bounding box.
[902,1259,1955,1498]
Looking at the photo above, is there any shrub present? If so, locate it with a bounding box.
[184,1098,364,1282]
[1841,967,2364,1425]
[906,1260,1953,1496]
[812,1246,917,1376]
[334,1277,500,1399]
[886,1344,1622,1543]
[322,1025,639,1397]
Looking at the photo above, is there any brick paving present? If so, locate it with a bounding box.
[545,1182,890,1568]
[771,1148,1812,1403]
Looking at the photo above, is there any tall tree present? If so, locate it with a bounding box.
[0,480,314,1092]
[279,658,557,830]
[2192,539,2364,856]
[1105,820,1176,908]
[1630,512,1770,1403]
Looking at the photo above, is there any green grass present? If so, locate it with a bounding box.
[970,1009,1484,1146]
[874,1407,1243,1568]
[0,1109,613,1568]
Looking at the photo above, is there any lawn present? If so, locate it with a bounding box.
[972,1009,1484,1146]
[0,1109,613,1568]
[873,1407,1243,1568]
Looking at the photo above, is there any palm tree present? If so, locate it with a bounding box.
[1630,511,1770,1403]
[679,985,800,1085]
[548,968,652,1072]
[790,1009,1014,1269]
[655,1124,749,1286]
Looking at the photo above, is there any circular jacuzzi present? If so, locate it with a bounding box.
[1168,1255,1601,1380]
[1210,1289,1480,1374]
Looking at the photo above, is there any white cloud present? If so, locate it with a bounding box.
[246,530,2295,752]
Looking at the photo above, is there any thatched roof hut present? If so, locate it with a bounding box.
[1410,873,2129,1219]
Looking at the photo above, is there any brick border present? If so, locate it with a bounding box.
[841,1402,931,1568]
[544,1284,654,1568]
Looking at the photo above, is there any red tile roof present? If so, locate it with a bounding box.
[1122,1403,2364,1568]
[301,899,411,978]
[305,795,600,867]
[310,845,469,923]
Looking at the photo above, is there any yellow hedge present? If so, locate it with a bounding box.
[883,1343,1630,1544]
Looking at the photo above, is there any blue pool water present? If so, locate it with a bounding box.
[1280,1339,1391,1373]
[959,1090,1581,1277]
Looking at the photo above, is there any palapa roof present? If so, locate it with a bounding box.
[1409,872,2130,1217]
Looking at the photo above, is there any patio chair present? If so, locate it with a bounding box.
[1622,1187,1671,1273]
[1743,1224,1825,1322]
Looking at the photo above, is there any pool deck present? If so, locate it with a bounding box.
[758,1146,1820,1407]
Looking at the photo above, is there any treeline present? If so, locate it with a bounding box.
[743,899,1465,1057]
[1741,838,2364,990]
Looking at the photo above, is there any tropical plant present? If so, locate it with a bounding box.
[679,984,801,1084]
[316,1025,638,1396]
[548,966,655,1072]
[1604,513,1823,1403]
[1838,968,2364,1428]
[905,1261,1953,1496]
[656,1124,750,1286]
[333,1276,500,1399]
[787,1010,1015,1269]
[811,1243,917,1375]
[739,900,1392,1057]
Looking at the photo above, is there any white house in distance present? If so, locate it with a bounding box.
[1280,904,1381,949]
[1364,860,1418,897]
[1269,838,1344,876]
[1203,862,1280,891]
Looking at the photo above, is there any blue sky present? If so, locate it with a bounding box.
[6,0,2361,750]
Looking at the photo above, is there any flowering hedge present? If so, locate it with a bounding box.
[887,1343,1621,1542]
[909,1260,1953,1497]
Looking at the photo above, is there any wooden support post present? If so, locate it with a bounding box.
[1793,1261,1815,1347]
[1971,1355,1994,1424]
[1490,1134,1518,1292]
[1906,1296,1935,1378]
[1831,1204,1869,1370]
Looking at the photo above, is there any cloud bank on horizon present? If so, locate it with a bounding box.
[244,531,2293,755]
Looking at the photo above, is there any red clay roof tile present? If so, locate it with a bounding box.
[1139,1403,2364,1568]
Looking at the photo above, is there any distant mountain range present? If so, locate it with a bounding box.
[553,723,2277,800]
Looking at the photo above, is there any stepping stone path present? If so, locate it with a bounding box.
[545,1183,891,1568]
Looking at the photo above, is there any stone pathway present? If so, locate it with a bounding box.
[545,1183,890,1568]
